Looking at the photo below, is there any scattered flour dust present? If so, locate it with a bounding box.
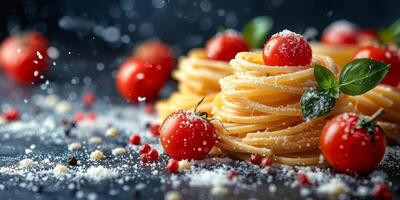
[186,168,234,187]
[81,166,118,182]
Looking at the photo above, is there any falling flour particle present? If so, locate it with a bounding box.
[83,166,118,182]
[90,150,105,161]
[112,147,127,156]
[68,143,82,151]
[53,165,69,175]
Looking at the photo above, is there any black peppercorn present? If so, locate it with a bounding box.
[67,156,78,166]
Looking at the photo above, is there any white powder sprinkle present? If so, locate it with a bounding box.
[83,166,118,182]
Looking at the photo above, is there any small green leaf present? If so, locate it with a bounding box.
[378,18,400,46]
[314,64,337,90]
[389,18,400,36]
[327,87,340,98]
[377,28,395,44]
[242,16,273,48]
[339,58,389,96]
[301,87,336,120]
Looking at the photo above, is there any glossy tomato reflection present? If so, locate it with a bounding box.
[0,31,49,85]
[116,58,168,103]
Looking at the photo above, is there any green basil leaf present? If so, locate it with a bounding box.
[314,64,337,90]
[301,87,336,120]
[378,18,400,46]
[339,58,389,96]
[389,18,400,36]
[327,87,340,98]
[242,16,273,48]
[377,28,395,44]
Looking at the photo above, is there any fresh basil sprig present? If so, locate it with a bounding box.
[378,18,400,46]
[242,16,273,48]
[301,59,389,120]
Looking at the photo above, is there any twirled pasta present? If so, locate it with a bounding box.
[310,42,357,68]
[351,85,400,142]
[211,52,354,166]
[156,49,233,120]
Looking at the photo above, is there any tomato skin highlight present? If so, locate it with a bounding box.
[133,40,175,79]
[358,28,379,44]
[205,32,249,61]
[0,31,50,85]
[352,45,400,86]
[116,58,167,103]
[160,110,216,160]
[320,113,386,173]
[262,31,312,66]
[321,21,358,45]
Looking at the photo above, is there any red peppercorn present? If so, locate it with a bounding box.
[147,149,159,162]
[3,108,20,122]
[261,157,273,167]
[129,134,141,145]
[140,154,149,163]
[60,118,69,126]
[145,104,154,114]
[139,144,151,154]
[87,112,97,120]
[373,183,392,200]
[149,124,160,137]
[74,112,85,122]
[167,159,179,173]
[82,91,96,107]
[250,153,262,165]
[297,173,312,186]
[228,170,238,180]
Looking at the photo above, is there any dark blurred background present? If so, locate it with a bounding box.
[0,0,399,95]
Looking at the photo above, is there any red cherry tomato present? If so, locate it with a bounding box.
[263,30,312,66]
[0,31,49,85]
[320,113,386,173]
[352,45,400,86]
[116,58,167,103]
[205,32,250,61]
[160,110,216,160]
[358,28,379,44]
[133,40,175,79]
[321,21,358,45]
